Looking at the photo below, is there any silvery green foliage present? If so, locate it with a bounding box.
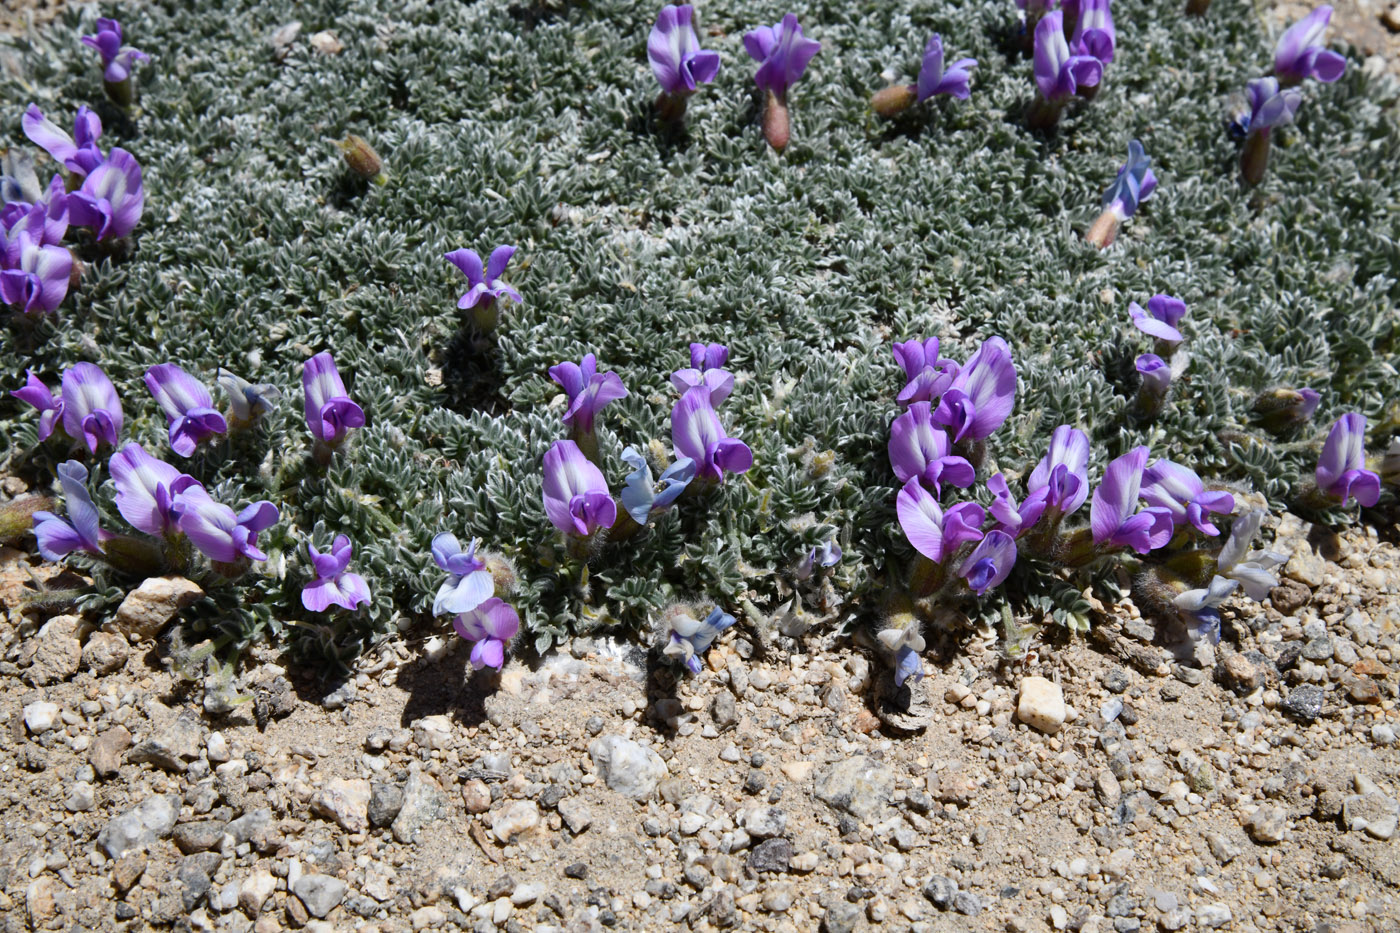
[1,0,1396,661]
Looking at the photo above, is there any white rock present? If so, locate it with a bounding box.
[1017,677,1066,734]
[239,870,277,916]
[23,701,60,734]
[206,732,230,763]
[588,735,667,800]
[312,779,371,834]
[491,800,540,843]
[1198,903,1232,928]
[111,576,204,641]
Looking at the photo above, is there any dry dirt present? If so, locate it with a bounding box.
[0,502,1397,933]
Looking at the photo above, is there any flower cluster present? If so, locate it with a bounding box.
[11,350,384,627]
[431,532,521,670]
[3,79,148,317]
[1234,6,1343,184]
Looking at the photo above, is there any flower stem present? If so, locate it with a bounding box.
[763,90,790,152]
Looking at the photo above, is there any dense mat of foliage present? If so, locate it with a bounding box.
[3,0,1397,663]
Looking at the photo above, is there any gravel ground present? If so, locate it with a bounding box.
[0,505,1397,932]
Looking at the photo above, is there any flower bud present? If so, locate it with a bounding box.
[0,496,52,545]
[1251,386,1320,432]
[1084,208,1121,249]
[762,90,790,152]
[484,552,518,596]
[1240,129,1271,186]
[338,135,385,182]
[871,84,918,118]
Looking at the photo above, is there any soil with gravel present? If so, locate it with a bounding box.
[0,498,1397,933]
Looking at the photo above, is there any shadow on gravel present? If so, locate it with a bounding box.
[396,645,492,729]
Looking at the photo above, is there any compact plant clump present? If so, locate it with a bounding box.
[0,0,1396,689]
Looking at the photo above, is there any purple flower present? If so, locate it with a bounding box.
[931,336,1017,443]
[0,230,72,314]
[60,363,123,453]
[144,364,228,457]
[109,443,201,537]
[1274,6,1346,85]
[648,5,721,96]
[445,245,522,310]
[988,473,1048,537]
[877,625,926,686]
[21,105,105,179]
[796,538,842,580]
[663,606,734,674]
[690,343,729,370]
[217,369,281,427]
[2,175,70,246]
[888,401,976,497]
[620,445,696,524]
[302,352,365,447]
[1293,388,1321,421]
[32,460,104,560]
[1140,460,1235,536]
[671,386,753,483]
[1033,11,1102,102]
[744,14,821,97]
[1246,77,1303,132]
[549,354,629,436]
[1316,413,1381,507]
[892,337,959,406]
[1067,0,1114,64]
[896,478,985,563]
[1102,140,1157,220]
[672,343,735,403]
[68,148,144,240]
[1089,446,1175,553]
[542,440,617,537]
[11,370,64,441]
[1027,425,1090,515]
[453,597,520,670]
[917,34,976,101]
[959,530,1017,595]
[431,532,494,616]
[81,18,149,85]
[175,486,279,564]
[1129,293,1186,343]
[670,366,735,405]
[302,535,371,612]
[1136,353,1171,396]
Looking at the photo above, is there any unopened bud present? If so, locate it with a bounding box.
[338,135,385,181]
[0,497,52,545]
[762,90,790,152]
[484,553,518,596]
[1240,129,1271,186]
[871,84,917,119]
[1252,386,1320,432]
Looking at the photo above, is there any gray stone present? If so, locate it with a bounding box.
[814,757,895,822]
[746,838,791,873]
[64,781,96,812]
[1343,792,1400,840]
[1197,903,1232,929]
[924,876,958,910]
[97,795,180,859]
[711,691,737,730]
[740,806,786,839]
[1281,685,1325,722]
[1243,805,1287,844]
[111,576,204,641]
[368,782,403,827]
[391,770,446,844]
[128,712,203,772]
[226,808,273,845]
[173,820,227,854]
[952,891,982,917]
[82,631,129,674]
[320,682,356,709]
[27,616,82,685]
[824,900,862,933]
[293,873,347,918]
[558,796,592,834]
[588,735,667,801]
[177,855,218,911]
